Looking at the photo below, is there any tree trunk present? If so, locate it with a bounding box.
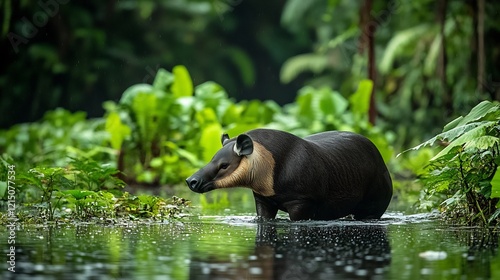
[359,0,377,125]
[437,0,451,115]
[477,0,485,94]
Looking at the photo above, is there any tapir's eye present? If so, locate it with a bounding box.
[220,163,229,170]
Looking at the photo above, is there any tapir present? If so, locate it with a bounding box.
[185,128,393,221]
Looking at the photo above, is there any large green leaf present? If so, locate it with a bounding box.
[152,68,174,91]
[349,79,373,115]
[195,81,227,99]
[379,24,433,74]
[431,122,492,160]
[423,34,442,76]
[463,135,500,151]
[367,133,394,164]
[330,90,349,116]
[280,54,329,83]
[164,141,201,166]
[327,26,359,49]
[221,103,244,125]
[490,167,500,200]
[225,123,261,138]
[105,111,131,150]
[200,123,224,162]
[171,65,193,97]
[295,87,316,122]
[316,88,347,117]
[398,121,495,157]
[194,81,228,113]
[132,93,158,148]
[442,116,464,133]
[241,100,264,123]
[196,108,219,126]
[443,100,500,132]
[120,84,163,106]
[63,190,95,200]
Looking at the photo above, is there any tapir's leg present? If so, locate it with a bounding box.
[353,171,392,220]
[253,193,278,219]
[353,197,385,220]
[282,200,316,221]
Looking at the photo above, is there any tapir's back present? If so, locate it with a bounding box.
[304,131,386,168]
[305,131,375,151]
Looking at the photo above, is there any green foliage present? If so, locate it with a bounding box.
[68,157,125,192]
[7,157,124,221]
[269,81,393,162]
[0,108,169,222]
[379,24,435,74]
[105,66,285,185]
[105,111,131,150]
[114,194,190,220]
[63,190,113,220]
[280,0,500,150]
[171,65,194,97]
[280,53,330,83]
[0,66,390,188]
[17,167,69,221]
[0,65,393,222]
[0,108,113,168]
[0,154,189,222]
[2,0,499,159]
[402,101,500,226]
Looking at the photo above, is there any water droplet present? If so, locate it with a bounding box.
[249,267,262,275]
[344,265,355,273]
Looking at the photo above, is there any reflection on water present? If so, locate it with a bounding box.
[191,223,391,279]
[1,213,499,279]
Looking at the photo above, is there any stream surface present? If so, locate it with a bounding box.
[1,194,500,279]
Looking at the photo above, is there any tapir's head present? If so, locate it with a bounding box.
[185,133,275,196]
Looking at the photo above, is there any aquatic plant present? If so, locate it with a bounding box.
[0,155,189,223]
[401,100,500,226]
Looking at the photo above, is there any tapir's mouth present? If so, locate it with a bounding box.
[191,183,215,193]
[185,177,215,193]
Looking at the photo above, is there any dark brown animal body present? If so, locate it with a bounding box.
[185,129,392,221]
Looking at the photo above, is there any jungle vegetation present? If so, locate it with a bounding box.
[1,0,499,225]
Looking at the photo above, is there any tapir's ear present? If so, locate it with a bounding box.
[221,133,230,146]
[234,134,253,156]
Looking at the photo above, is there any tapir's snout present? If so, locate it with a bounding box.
[186,134,249,194]
[185,176,201,192]
[185,174,214,193]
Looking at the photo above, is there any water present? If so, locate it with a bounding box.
[1,194,500,279]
